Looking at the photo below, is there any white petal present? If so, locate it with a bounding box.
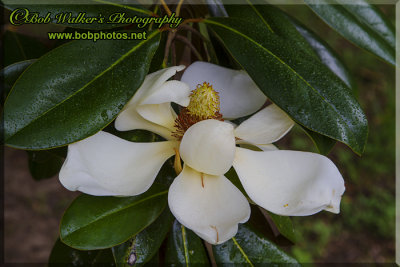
[168,165,250,244]
[132,65,186,106]
[59,131,178,196]
[234,104,294,144]
[140,80,190,107]
[181,61,267,119]
[180,119,235,175]
[233,147,345,216]
[114,107,174,140]
[136,103,177,131]
[115,66,188,132]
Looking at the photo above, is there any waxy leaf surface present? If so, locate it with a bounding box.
[305,0,395,66]
[49,238,115,266]
[112,208,174,267]
[4,31,160,149]
[165,220,209,265]
[60,183,167,250]
[213,224,298,265]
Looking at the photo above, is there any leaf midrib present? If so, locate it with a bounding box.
[6,31,159,141]
[205,19,360,148]
[63,190,167,237]
[232,237,254,267]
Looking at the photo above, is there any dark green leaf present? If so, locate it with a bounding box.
[289,17,355,90]
[165,220,209,265]
[226,4,341,154]
[112,208,174,266]
[226,4,316,58]
[206,17,368,154]
[213,224,299,265]
[1,59,36,99]
[266,210,296,244]
[149,31,167,73]
[305,0,395,66]
[49,238,115,266]
[3,31,48,67]
[27,147,66,180]
[302,127,336,155]
[5,2,151,30]
[60,183,168,250]
[4,31,160,150]
[228,4,355,92]
[225,167,248,199]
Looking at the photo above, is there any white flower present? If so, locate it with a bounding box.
[59,62,345,245]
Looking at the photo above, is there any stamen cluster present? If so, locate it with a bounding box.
[172,82,223,140]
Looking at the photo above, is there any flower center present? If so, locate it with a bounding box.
[172,82,223,140]
[187,82,220,119]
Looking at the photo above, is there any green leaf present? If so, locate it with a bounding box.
[112,208,174,266]
[289,17,355,90]
[266,211,296,244]
[226,4,340,154]
[226,4,316,58]
[3,31,48,66]
[5,2,151,30]
[225,167,248,199]
[4,31,160,150]
[302,127,336,155]
[165,220,209,265]
[49,238,115,266]
[60,183,168,250]
[305,0,395,66]
[27,147,66,180]
[212,224,299,265]
[206,17,368,154]
[1,59,36,99]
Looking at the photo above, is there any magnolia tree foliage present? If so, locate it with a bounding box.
[2,0,395,265]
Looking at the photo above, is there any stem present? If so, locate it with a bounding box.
[160,0,172,16]
[174,35,204,61]
[162,31,176,67]
[176,0,184,16]
[181,18,204,26]
[178,24,207,41]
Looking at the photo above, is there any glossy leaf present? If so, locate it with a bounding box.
[226,4,316,58]
[213,224,299,265]
[165,220,209,265]
[305,0,395,66]
[112,208,174,266]
[206,17,368,154]
[226,4,339,154]
[60,183,168,250]
[289,17,355,90]
[27,147,66,180]
[1,59,36,99]
[49,238,115,267]
[3,31,47,67]
[4,31,160,150]
[227,4,355,92]
[4,2,151,30]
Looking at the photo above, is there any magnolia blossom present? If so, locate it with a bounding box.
[59,62,345,245]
